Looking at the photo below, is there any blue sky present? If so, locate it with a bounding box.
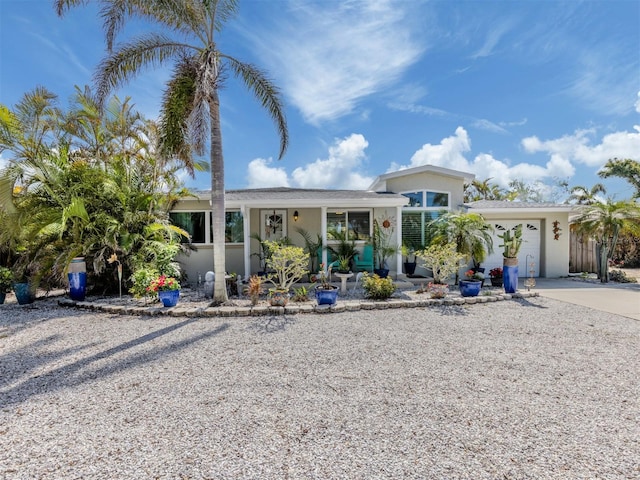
[1,0,639,200]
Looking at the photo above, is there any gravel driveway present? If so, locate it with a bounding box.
[1,297,638,479]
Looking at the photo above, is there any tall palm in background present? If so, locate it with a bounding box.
[599,158,640,199]
[56,0,289,303]
[573,199,640,282]
[567,183,606,205]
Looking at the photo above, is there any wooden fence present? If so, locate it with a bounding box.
[569,231,597,273]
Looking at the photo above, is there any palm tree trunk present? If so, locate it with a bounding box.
[209,92,228,304]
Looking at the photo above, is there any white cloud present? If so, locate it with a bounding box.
[247,0,425,124]
[400,127,472,172]
[470,18,516,59]
[391,126,575,188]
[522,126,640,168]
[291,134,373,189]
[245,134,374,189]
[246,158,290,188]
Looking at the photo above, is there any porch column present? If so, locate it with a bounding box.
[242,205,251,280]
[321,206,328,268]
[396,205,403,277]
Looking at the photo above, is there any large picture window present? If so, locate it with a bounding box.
[170,211,244,244]
[170,212,206,243]
[210,211,244,243]
[401,190,450,249]
[327,210,371,241]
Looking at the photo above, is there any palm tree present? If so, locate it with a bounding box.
[599,158,640,199]
[567,183,606,205]
[56,0,289,304]
[428,212,494,283]
[573,199,640,282]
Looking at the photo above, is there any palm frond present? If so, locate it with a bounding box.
[95,33,192,105]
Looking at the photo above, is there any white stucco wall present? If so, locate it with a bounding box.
[482,211,571,278]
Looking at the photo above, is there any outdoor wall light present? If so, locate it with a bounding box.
[293,210,299,222]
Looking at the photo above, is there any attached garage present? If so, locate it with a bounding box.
[483,220,541,277]
[466,200,575,278]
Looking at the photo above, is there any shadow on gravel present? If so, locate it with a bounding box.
[0,319,229,407]
[514,297,549,309]
[248,315,297,333]
[437,305,470,316]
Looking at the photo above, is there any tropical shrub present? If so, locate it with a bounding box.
[416,243,465,284]
[361,273,396,300]
[129,267,159,298]
[264,241,308,291]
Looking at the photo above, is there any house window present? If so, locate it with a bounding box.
[170,212,206,243]
[327,210,371,241]
[225,211,244,243]
[401,190,450,248]
[401,211,440,249]
[210,211,244,243]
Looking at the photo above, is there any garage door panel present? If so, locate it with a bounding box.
[484,221,540,277]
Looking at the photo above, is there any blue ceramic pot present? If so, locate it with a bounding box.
[158,289,180,307]
[315,287,338,305]
[459,280,482,297]
[0,292,5,304]
[13,282,35,305]
[374,268,389,278]
[503,264,518,293]
[68,272,87,301]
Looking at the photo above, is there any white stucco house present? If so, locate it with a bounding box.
[170,164,574,283]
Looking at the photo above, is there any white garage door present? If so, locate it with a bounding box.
[483,221,540,277]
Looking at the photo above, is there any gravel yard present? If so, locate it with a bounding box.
[1,297,638,479]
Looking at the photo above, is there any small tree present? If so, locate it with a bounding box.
[416,243,465,284]
[573,199,640,282]
[264,241,308,292]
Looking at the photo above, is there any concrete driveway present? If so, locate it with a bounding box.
[529,277,640,320]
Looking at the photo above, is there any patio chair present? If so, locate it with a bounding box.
[354,245,374,272]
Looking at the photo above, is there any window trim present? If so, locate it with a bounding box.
[326,209,372,242]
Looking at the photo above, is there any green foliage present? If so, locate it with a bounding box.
[295,227,322,273]
[599,158,640,199]
[498,224,523,258]
[373,217,399,269]
[361,273,396,300]
[291,285,311,302]
[609,269,636,283]
[264,241,308,291]
[0,88,190,292]
[429,211,494,266]
[129,267,159,298]
[0,266,13,293]
[416,243,465,284]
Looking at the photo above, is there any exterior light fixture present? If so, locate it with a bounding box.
[293,210,299,222]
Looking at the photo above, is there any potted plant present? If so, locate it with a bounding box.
[263,241,308,307]
[498,224,523,293]
[373,217,399,278]
[336,256,352,274]
[295,227,323,281]
[401,244,417,276]
[11,261,35,305]
[315,263,338,305]
[0,266,13,304]
[459,269,484,297]
[489,267,503,287]
[328,231,358,273]
[416,243,465,298]
[147,274,181,307]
